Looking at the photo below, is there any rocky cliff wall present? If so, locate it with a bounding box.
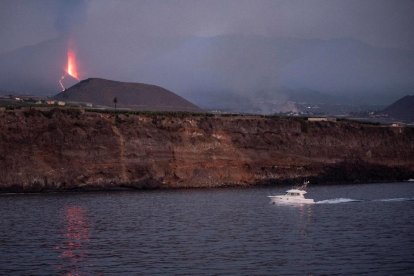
[1,108,413,192]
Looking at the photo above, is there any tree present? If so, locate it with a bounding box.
[113,97,118,110]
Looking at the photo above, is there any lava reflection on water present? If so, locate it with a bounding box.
[59,206,90,275]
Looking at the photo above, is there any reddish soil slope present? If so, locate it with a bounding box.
[0,109,413,192]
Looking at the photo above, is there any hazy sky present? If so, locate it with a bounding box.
[1,0,413,54]
[1,0,414,109]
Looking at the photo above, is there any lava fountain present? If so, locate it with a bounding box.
[59,48,80,91]
[67,49,79,80]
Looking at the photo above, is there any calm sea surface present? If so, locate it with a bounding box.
[1,182,414,275]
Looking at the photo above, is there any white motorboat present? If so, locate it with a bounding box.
[268,189,315,205]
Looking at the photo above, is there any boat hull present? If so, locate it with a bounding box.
[268,196,315,205]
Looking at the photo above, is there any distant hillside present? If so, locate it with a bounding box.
[382,95,414,122]
[2,35,414,108]
[54,78,202,112]
[0,38,67,94]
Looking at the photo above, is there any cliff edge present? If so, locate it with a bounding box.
[0,108,413,192]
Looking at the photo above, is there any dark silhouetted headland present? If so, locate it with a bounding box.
[54,78,202,112]
[381,95,414,123]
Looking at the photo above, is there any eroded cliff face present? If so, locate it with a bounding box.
[0,108,413,191]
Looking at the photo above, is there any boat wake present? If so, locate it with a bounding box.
[316,197,414,204]
[316,198,361,204]
[374,197,414,202]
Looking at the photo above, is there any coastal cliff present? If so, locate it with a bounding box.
[1,108,413,192]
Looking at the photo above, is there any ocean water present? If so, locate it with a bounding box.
[0,182,413,275]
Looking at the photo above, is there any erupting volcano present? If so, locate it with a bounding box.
[59,48,80,91]
[66,49,79,80]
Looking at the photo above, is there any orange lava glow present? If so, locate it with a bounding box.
[67,49,79,80]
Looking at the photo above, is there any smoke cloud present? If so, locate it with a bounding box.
[54,0,88,34]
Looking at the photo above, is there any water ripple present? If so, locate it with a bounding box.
[0,183,414,274]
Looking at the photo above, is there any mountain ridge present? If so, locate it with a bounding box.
[382,95,414,123]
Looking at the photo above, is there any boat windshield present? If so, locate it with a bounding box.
[287,192,300,196]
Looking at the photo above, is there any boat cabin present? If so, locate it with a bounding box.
[285,189,307,197]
